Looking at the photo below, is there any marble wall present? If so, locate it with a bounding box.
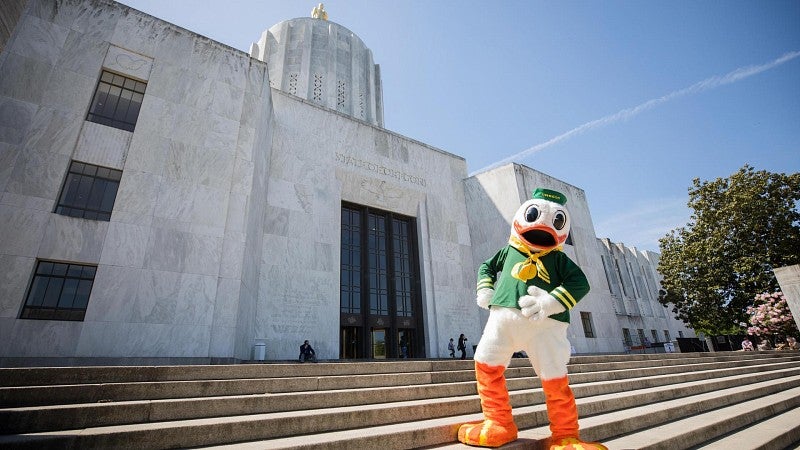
[463,164,694,355]
[0,0,29,54]
[774,265,800,333]
[596,239,694,350]
[0,0,695,364]
[0,0,272,361]
[261,90,480,359]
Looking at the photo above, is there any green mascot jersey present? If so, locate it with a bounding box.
[477,245,590,323]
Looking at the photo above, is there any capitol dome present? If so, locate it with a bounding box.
[250,9,384,127]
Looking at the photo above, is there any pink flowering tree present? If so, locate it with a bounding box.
[746,291,798,345]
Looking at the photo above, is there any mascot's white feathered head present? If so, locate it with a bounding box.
[511,188,570,253]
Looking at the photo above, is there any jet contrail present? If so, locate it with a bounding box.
[471,50,800,175]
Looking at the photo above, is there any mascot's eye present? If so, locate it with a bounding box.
[553,211,567,230]
[525,206,539,223]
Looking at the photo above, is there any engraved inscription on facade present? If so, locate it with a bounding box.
[335,152,426,187]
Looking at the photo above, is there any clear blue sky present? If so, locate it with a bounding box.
[120,0,800,252]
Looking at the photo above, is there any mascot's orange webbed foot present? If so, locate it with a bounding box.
[457,419,518,448]
[549,437,608,450]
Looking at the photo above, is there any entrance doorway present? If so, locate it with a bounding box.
[372,328,387,359]
[340,326,361,359]
[398,329,414,358]
[340,203,424,359]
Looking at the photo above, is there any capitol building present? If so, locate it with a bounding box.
[0,0,693,365]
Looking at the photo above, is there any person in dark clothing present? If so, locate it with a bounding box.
[400,335,409,358]
[299,340,316,362]
[458,334,468,360]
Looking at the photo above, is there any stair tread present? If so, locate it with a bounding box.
[695,405,800,450]
[3,364,799,440]
[3,363,797,424]
[0,352,798,450]
[192,371,800,449]
[417,373,800,449]
[599,386,800,449]
[2,359,793,407]
[1,353,794,387]
[4,356,798,409]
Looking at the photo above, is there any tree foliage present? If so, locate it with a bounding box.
[657,165,800,335]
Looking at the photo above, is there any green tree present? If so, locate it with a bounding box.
[657,165,800,335]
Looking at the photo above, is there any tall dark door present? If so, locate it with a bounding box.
[340,203,423,359]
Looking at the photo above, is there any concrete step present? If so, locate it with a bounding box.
[2,353,797,409]
[201,372,800,449]
[0,352,788,387]
[694,405,800,450]
[2,356,798,434]
[2,360,799,448]
[495,372,800,448]
[596,386,800,449]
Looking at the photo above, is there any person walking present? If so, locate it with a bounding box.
[448,338,456,358]
[458,334,468,360]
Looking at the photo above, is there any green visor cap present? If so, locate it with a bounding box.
[531,188,567,205]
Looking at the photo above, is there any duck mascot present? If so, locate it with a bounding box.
[458,188,606,449]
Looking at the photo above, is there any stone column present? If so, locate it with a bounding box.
[774,265,800,332]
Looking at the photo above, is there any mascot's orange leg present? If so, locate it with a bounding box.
[458,362,518,447]
[542,376,607,450]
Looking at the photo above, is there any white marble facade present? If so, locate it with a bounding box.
[464,165,693,355]
[0,0,273,362]
[0,0,692,364]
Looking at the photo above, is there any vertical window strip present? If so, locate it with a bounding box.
[393,218,413,317]
[580,311,595,338]
[368,213,388,315]
[340,207,361,314]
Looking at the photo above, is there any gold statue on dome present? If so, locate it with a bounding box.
[311,3,328,20]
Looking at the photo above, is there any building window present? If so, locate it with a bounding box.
[20,261,97,321]
[393,218,414,317]
[637,328,646,346]
[580,311,595,338]
[367,212,389,315]
[340,204,420,318]
[622,328,633,346]
[678,330,684,338]
[340,203,424,359]
[614,259,630,297]
[337,80,346,109]
[627,261,640,298]
[313,73,323,102]
[340,207,361,314]
[651,329,659,343]
[664,330,671,342]
[86,70,146,132]
[55,161,122,221]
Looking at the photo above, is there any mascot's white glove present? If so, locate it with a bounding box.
[477,288,494,310]
[519,285,565,321]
